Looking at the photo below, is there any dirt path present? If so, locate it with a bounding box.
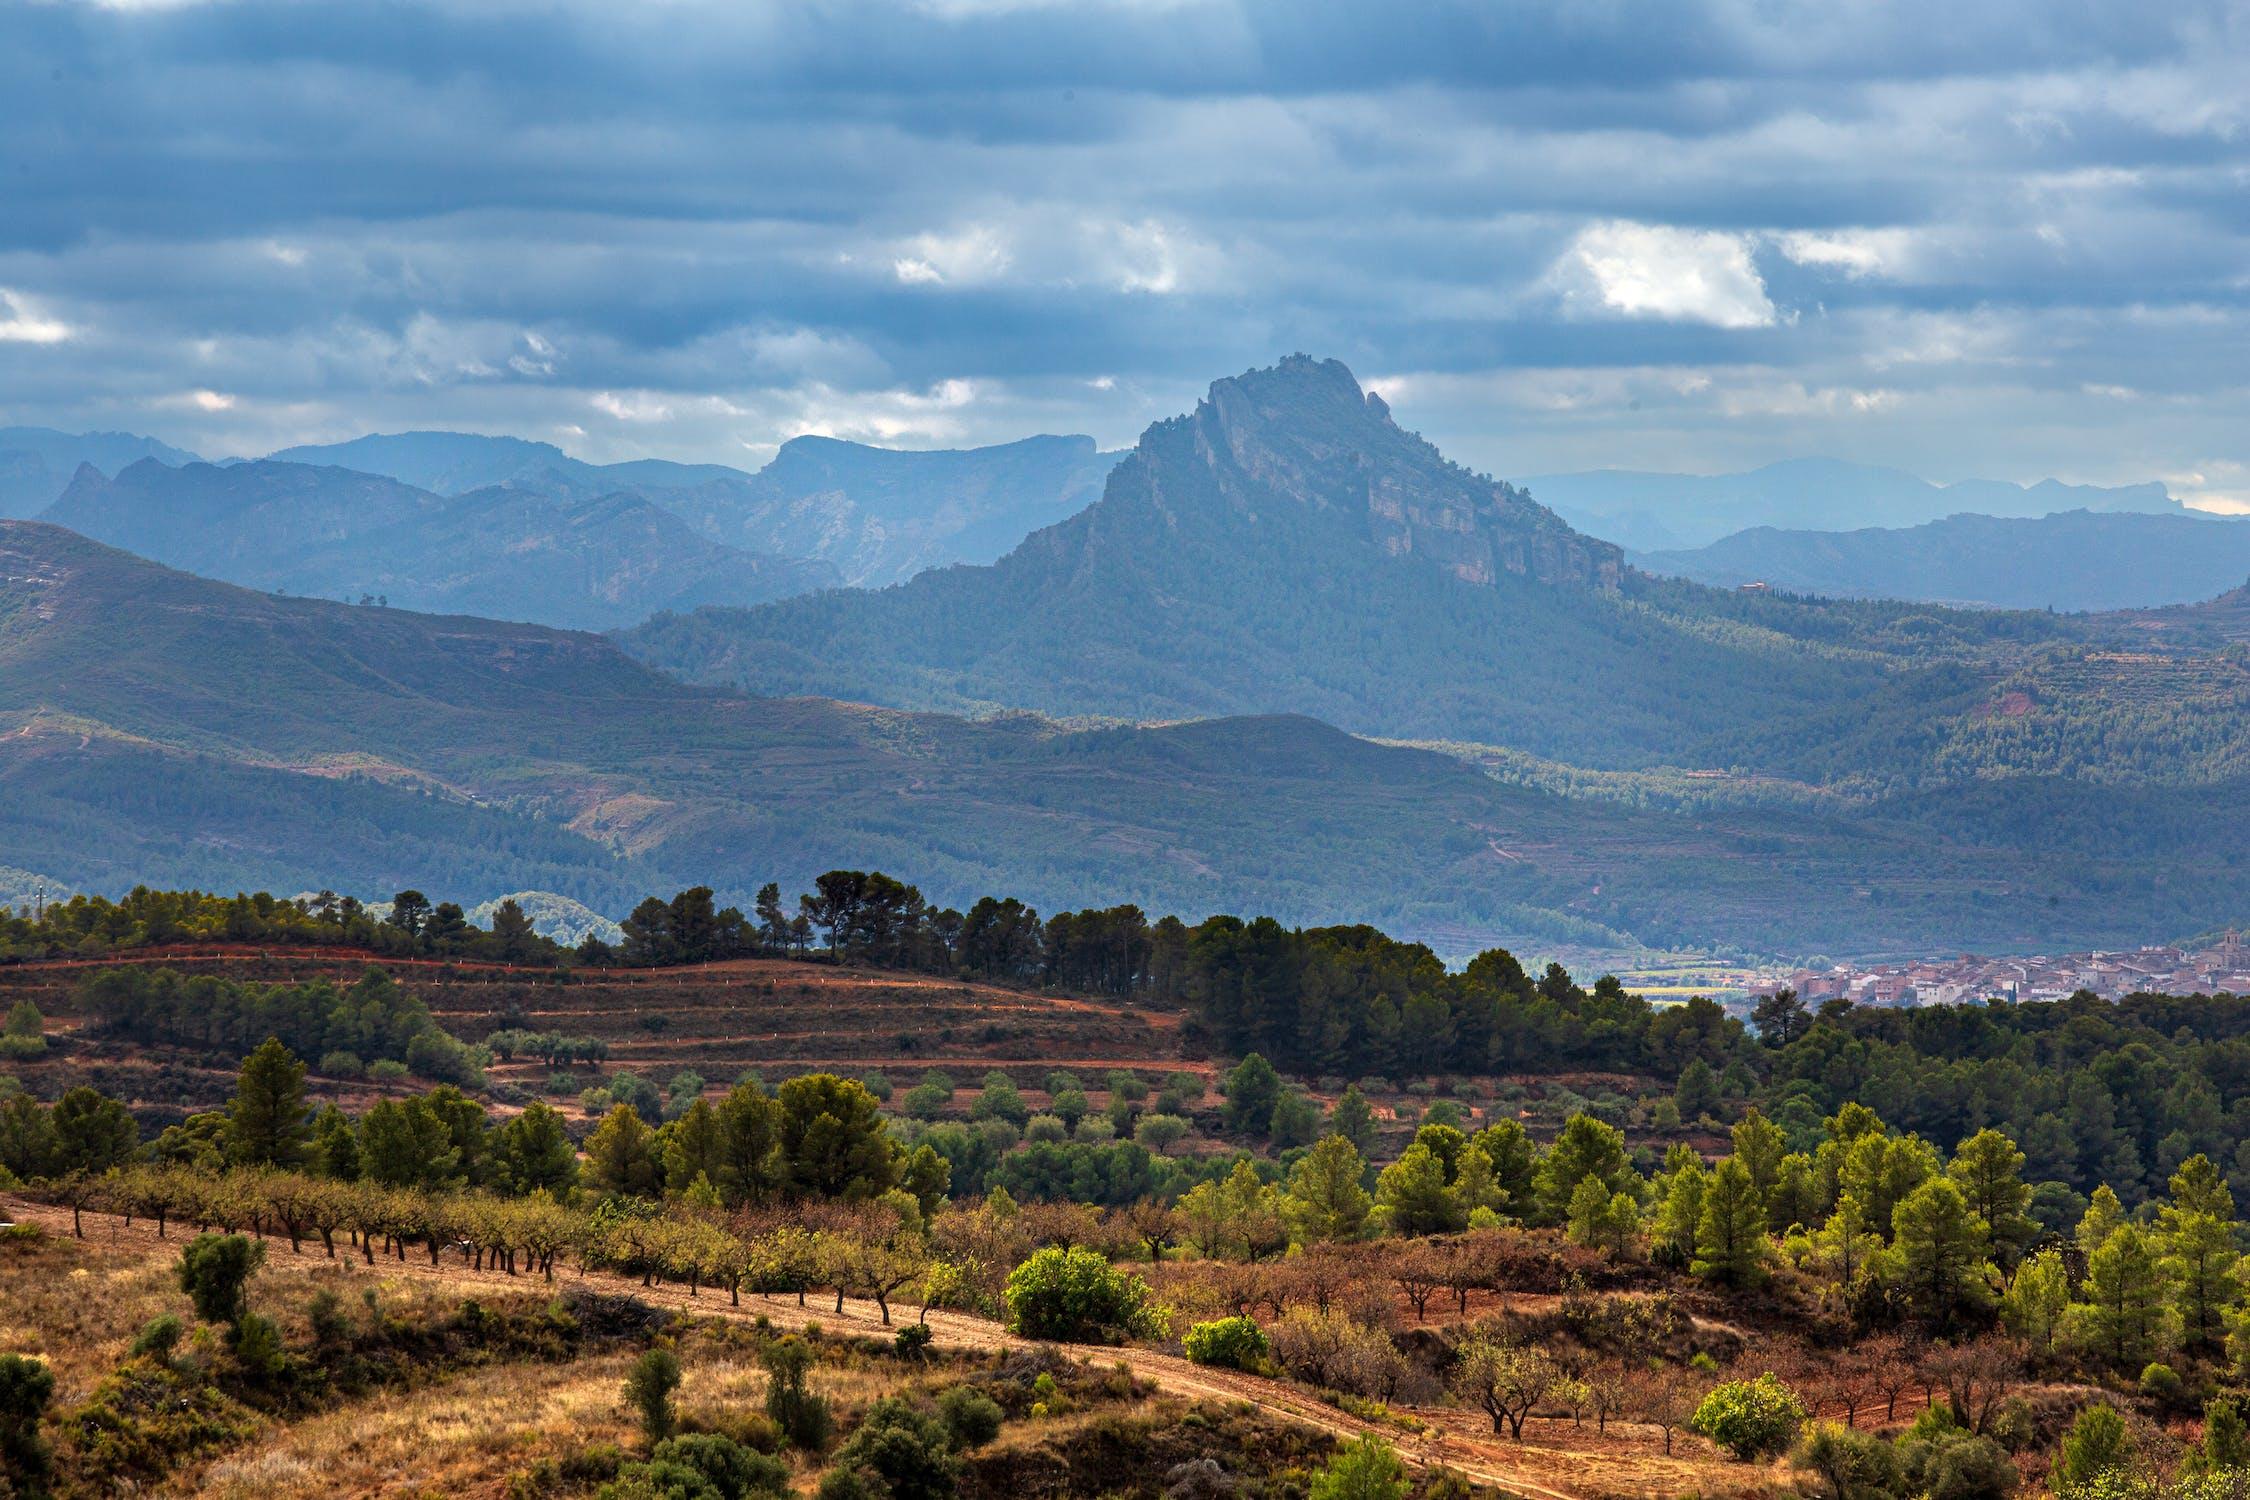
[0,1198,1732,1500]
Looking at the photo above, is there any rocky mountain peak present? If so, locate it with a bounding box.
[1138,354,1623,592]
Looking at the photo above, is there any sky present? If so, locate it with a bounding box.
[2,0,2248,509]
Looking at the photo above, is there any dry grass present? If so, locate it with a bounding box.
[182,1351,644,1499]
[0,1224,184,1401]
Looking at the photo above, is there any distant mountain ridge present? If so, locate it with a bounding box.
[44,457,835,629]
[1635,508,2250,611]
[270,428,1123,587]
[1521,457,2181,551]
[0,426,201,518]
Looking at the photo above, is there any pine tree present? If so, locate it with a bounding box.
[1807,1191,1884,1304]
[226,1038,310,1168]
[1472,1119,1538,1211]
[662,1096,726,1193]
[492,1101,579,1195]
[2072,1224,2177,1370]
[2000,1248,2070,1358]
[50,1086,137,1175]
[1656,1158,1707,1260]
[1692,1157,1769,1286]
[1730,1108,1787,1209]
[1329,1085,1377,1157]
[586,1103,662,1198]
[1287,1134,1373,1243]
[1375,1141,1462,1236]
[310,1104,361,1181]
[1888,1177,1995,1333]
[1534,1114,1629,1224]
[2159,1154,2240,1356]
[1947,1128,2033,1268]
[2077,1185,2126,1259]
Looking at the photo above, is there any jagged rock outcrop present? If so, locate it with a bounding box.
[1122,354,1620,591]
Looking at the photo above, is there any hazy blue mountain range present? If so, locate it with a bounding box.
[1635,508,2250,611]
[269,428,1123,587]
[1520,458,2182,551]
[265,430,749,499]
[655,433,1122,587]
[44,457,835,629]
[0,426,201,517]
[620,356,2250,790]
[11,515,2250,960]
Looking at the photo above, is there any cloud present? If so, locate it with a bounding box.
[893,224,1014,287]
[0,288,71,344]
[1775,228,1920,280]
[0,0,2244,494]
[1550,222,1778,329]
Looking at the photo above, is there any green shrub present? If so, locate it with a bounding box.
[827,1396,958,1500]
[1132,1114,1192,1152]
[1903,1428,2016,1500]
[0,1352,56,1493]
[1182,1316,1268,1371]
[130,1313,185,1360]
[176,1233,264,1327]
[903,1083,951,1120]
[367,1058,411,1084]
[1003,1246,1165,1344]
[646,1433,789,1498]
[1795,1420,1901,1500]
[624,1348,682,1445]
[762,1337,832,1452]
[936,1386,1003,1449]
[1690,1372,1807,1460]
[2140,1362,2183,1405]
[232,1311,289,1381]
[1309,1434,1409,1500]
[2057,1404,2134,1490]
[318,1050,365,1078]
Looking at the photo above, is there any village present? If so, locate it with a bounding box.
[1760,929,2250,1007]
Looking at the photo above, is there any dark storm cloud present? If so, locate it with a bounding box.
[0,0,2246,507]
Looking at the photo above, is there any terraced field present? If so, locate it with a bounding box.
[0,946,1195,1121]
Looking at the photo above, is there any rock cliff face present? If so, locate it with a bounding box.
[1124,354,1622,592]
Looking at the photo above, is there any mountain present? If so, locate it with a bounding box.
[622,356,2180,778]
[270,429,1122,587]
[1519,458,2181,552]
[13,518,2249,959]
[0,426,201,517]
[466,891,624,947]
[1634,509,2250,611]
[265,430,746,499]
[654,433,1122,587]
[43,457,836,629]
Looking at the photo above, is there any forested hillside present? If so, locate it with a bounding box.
[9,521,2246,957]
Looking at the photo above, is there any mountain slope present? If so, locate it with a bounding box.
[656,433,1121,586]
[1635,509,2250,611]
[12,519,2244,958]
[619,358,2083,773]
[43,458,836,629]
[0,426,201,517]
[1519,458,2180,551]
[271,428,1122,587]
